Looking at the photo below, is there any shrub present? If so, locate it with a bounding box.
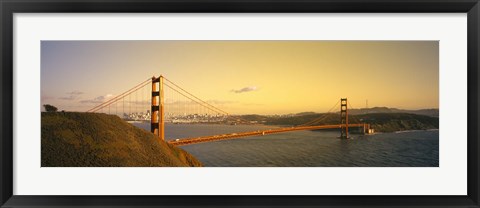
[43,104,58,112]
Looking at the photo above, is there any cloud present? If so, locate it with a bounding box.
[69,91,84,95]
[80,94,113,104]
[59,91,84,100]
[207,100,237,105]
[231,86,258,94]
[41,95,55,101]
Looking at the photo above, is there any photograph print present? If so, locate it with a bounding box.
[41,41,439,167]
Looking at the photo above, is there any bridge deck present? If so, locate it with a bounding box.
[167,123,365,146]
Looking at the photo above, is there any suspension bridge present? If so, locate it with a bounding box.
[87,75,373,146]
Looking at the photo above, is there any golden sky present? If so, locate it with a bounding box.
[41,41,438,114]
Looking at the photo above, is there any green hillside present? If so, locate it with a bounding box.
[41,112,202,167]
[241,112,438,133]
[356,113,439,132]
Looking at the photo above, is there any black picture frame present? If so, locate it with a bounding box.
[1,0,479,207]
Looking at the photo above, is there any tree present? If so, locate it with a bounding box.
[43,104,58,112]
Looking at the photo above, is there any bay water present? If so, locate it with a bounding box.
[132,123,439,167]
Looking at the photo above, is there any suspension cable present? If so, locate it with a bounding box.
[298,99,341,126]
[347,100,362,124]
[87,78,151,112]
[163,77,229,115]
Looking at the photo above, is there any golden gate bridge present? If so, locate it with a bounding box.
[87,75,373,146]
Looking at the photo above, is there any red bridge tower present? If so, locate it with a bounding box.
[340,98,349,139]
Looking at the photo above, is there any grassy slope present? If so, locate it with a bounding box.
[41,112,202,167]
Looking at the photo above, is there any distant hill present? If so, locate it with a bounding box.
[41,112,202,167]
[347,107,439,117]
[355,113,438,132]
[238,112,438,133]
[295,112,317,116]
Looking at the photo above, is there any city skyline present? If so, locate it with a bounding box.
[41,41,439,115]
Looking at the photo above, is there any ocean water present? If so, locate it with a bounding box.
[133,123,439,167]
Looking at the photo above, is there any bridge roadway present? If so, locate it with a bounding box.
[167,123,366,146]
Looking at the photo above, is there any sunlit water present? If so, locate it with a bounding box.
[132,123,439,167]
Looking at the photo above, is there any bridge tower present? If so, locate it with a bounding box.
[340,98,349,139]
[151,75,165,141]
